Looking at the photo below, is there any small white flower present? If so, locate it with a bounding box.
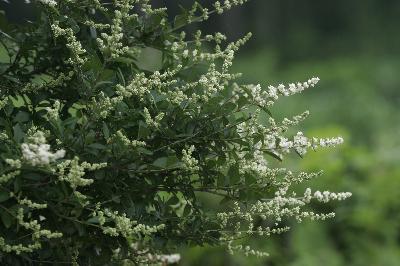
[278,137,293,153]
[39,0,57,7]
[182,145,199,171]
[293,131,310,155]
[158,254,181,264]
[21,131,65,166]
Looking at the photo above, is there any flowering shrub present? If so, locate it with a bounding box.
[0,0,350,265]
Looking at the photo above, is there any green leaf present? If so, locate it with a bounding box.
[116,68,126,86]
[219,196,231,206]
[24,172,44,181]
[228,165,240,184]
[0,190,10,203]
[14,175,21,193]
[102,122,110,139]
[138,121,150,139]
[63,117,78,128]
[166,156,180,168]
[87,143,106,150]
[152,157,168,168]
[167,195,180,206]
[137,147,153,155]
[258,105,272,116]
[152,156,181,169]
[295,150,304,158]
[3,99,13,116]
[98,69,115,83]
[223,102,237,114]
[0,41,11,64]
[74,222,86,236]
[174,14,188,29]
[13,124,24,143]
[0,209,13,228]
[182,204,192,217]
[86,216,100,224]
[245,173,256,186]
[111,56,136,65]
[83,55,102,73]
[217,174,225,187]
[264,150,283,162]
[173,5,189,29]
[112,195,121,203]
[135,47,163,72]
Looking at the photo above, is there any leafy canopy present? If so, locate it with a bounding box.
[0,0,349,265]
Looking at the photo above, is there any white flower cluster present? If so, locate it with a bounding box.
[234,78,320,108]
[22,71,74,94]
[162,32,250,105]
[45,100,61,121]
[227,241,269,258]
[21,131,65,166]
[98,31,249,116]
[0,170,20,184]
[218,189,341,237]
[56,157,106,190]
[267,77,320,98]
[216,158,351,251]
[184,2,210,23]
[38,0,57,7]
[269,132,344,156]
[5,158,22,169]
[304,188,352,203]
[143,107,164,129]
[249,84,270,106]
[116,69,179,101]
[316,136,345,148]
[213,73,349,256]
[90,92,123,119]
[214,0,249,14]
[239,143,269,178]
[112,130,146,148]
[97,0,135,59]
[182,145,200,171]
[18,197,47,210]
[21,144,65,166]
[91,207,165,239]
[282,111,310,128]
[0,215,61,254]
[0,97,8,110]
[0,197,62,254]
[293,132,309,155]
[0,131,8,141]
[196,61,239,103]
[157,254,181,264]
[51,21,87,65]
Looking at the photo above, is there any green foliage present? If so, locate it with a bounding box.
[0,1,349,265]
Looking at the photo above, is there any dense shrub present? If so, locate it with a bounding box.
[0,1,349,265]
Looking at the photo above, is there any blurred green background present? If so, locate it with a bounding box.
[1,0,400,265]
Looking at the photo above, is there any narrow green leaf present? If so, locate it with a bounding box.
[0,190,10,203]
[153,157,168,168]
[264,150,283,162]
[138,121,150,139]
[13,124,24,143]
[102,122,110,139]
[0,209,12,228]
[13,111,30,123]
